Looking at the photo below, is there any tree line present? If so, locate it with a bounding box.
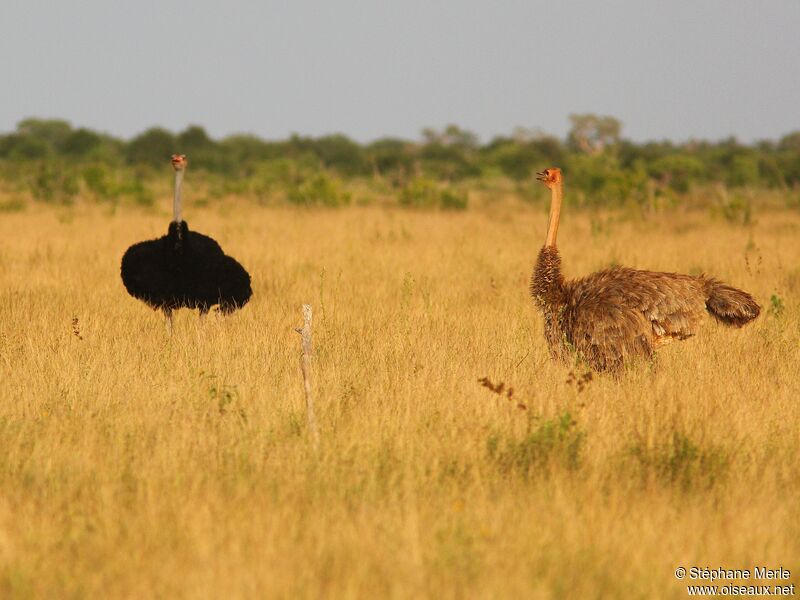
[1,115,799,209]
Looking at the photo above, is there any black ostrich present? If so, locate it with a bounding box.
[120,154,252,330]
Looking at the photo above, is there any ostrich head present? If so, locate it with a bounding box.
[536,168,562,190]
[171,154,188,171]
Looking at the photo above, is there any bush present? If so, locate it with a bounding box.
[487,411,584,478]
[399,178,439,208]
[727,155,760,187]
[628,431,728,491]
[62,129,104,159]
[117,175,154,207]
[0,135,51,160]
[2,115,800,209]
[440,188,468,210]
[366,138,415,180]
[126,128,175,167]
[649,155,704,193]
[82,165,115,201]
[400,178,467,210]
[482,139,542,181]
[714,188,752,225]
[287,172,351,207]
[30,163,79,203]
[176,126,227,172]
[312,134,368,177]
[567,154,647,206]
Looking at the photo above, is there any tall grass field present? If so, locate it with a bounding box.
[0,198,798,598]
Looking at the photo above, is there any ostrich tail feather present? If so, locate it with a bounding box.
[704,278,760,327]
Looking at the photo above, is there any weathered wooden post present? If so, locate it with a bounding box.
[296,304,319,449]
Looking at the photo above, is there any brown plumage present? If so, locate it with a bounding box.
[530,168,760,373]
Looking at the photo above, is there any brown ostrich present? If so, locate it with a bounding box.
[530,168,760,372]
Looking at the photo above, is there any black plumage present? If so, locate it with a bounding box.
[121,221,251,316]
[120,154,252,322]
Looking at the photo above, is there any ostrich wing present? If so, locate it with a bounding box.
[565,268,708,370]
[185,230,224,255]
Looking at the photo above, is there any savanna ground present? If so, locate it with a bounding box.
[0,195,798,599]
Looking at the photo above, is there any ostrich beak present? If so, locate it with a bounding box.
[535,170,547,182]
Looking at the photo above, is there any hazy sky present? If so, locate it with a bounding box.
[2,0,799,143]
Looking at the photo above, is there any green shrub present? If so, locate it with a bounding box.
[649,155,704,193]
[715,189,752,225]
[487,411,584,477]
[440,188,468,210]
[567,154,647,206]
[126,128,175,167]
[0,135,51,160]
[312,134,368,177]
[0,197,25,212]
[769,294,785,318]
[82,165,115,201]
[727,155,760,187]
[482,139,541,181]
[30,163,79,204]
[400,178,468,210]
[628,431,728,490]
[117,176,154,207]
[366,138,415,179]
[400,178,439,208]
[62,129,104,158]
[255,159,300,190]
[288,172,351,207]
[3,116,800,209]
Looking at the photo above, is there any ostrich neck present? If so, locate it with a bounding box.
[532,244,565,308]
[544,182,562,247]
[532,182,566,309]
[173,171,184,223]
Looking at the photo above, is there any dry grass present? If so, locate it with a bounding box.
[0,199,798,599]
